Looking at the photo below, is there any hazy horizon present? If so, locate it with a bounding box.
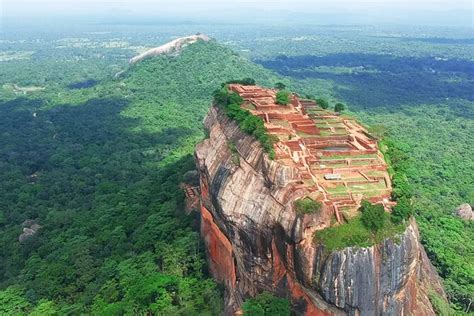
[1,0,473,28]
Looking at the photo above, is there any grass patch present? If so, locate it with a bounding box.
[363,170,387,177]
[242,102,256,110]
[312,117,340,123]
[327,192,351,199]
[228,141,240,165]
[323,154,378,160]
[295,197,322,215]
[319,130,333,136]
[351,159,378,166]
[326,186,348,194]
[347,180,386,193]
[314,214,406,251]
[270,119,290,127]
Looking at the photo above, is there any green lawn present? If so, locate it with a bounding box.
[326,185,348,194]
[351,159,378,166]
[321,154,378,160]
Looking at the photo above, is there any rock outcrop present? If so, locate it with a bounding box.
[454,203,473,220]
[19,219,41,243]
[195,105,446,315]
[129,34,210,64]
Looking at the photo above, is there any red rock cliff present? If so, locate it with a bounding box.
[195,104,446,315]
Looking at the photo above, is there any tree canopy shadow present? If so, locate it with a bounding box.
[0,96,202,298]
[257,53,474,112]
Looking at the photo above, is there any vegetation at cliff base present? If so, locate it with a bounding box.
[0,39,281,313]
[243,292,291,316]
[0,96,222,313]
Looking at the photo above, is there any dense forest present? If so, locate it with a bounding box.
[0,41,280,314]
[0,23,472,314]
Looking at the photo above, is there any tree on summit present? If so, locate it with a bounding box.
[276,90,291,105]
[360,200,386,232]
[334,102,345,113]
[275,82,286,90]
[316,98,329,109]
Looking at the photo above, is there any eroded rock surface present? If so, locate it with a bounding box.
[129,34,210,64]
[195,105,446,315]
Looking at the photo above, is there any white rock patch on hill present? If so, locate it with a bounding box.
[129,34,210,64]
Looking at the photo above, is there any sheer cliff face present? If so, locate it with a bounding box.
[195,106,445,315]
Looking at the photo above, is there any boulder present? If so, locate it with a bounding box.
[19,220,41,243]
[454,203,473,220]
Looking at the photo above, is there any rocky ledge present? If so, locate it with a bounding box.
[195,105,446,315]
[129,34,210,64]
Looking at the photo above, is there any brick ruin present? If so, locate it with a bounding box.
[181,183,200,213]
[228,84,395,222]
[191,84,443,315]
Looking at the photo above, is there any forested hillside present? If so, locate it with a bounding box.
[0,28,472,314]
[0,40,279,314]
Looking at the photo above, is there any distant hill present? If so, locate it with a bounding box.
[125,39,279,104]
[118,39,281,145]
[129,34,211,64]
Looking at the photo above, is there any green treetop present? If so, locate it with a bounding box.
[276,90,291,105]
[334,102,346,112]
[316,98,329,109]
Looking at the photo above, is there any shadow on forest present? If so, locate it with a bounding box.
[0,96,208,301]
[370,36,474,45]
[68,79,100,89]
[0,96,195,227]
[257,53,474,111]
[0,96,193,175]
